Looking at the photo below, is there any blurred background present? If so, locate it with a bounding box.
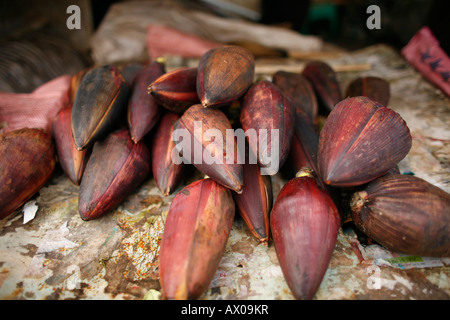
[0,0,448,93]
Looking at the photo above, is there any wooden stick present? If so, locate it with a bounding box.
[255,63,372,75]
[287,51,345,60]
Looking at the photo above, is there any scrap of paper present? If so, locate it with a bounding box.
[402,26,450,98]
